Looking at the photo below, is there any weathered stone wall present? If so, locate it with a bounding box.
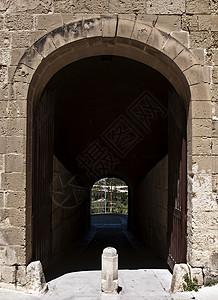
[0,0,217,289]
[135,155,168,260]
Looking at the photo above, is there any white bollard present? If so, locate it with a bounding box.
[101,247,118,294]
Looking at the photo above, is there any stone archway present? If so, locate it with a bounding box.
[10,15,211,291]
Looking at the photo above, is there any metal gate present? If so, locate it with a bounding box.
[32,88,55,268]
[167,89,187,271]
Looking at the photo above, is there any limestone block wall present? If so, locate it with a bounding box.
[134,155,168,260]
[0,0,217,289]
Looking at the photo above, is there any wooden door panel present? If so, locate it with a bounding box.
[32,89,55,268]
[167,89,187,270]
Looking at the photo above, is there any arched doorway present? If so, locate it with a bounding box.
[11,16,208,280]
[30,53,187,274]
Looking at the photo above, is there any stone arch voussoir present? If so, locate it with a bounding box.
[13,15,208,105]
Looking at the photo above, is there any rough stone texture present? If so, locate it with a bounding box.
[0,0,217,293]
[171,264,190,293]
[192,119,212,137]
[190,31,212,49]
[1,266,16,284]
[0,0,52,13]
[188,264,204,286]
[0,32,11,48]
[109,0,145,13]
[147,0,185,14]
[5,14,34,31]
[192,137,211,155]
[11,34,28,51]
[6,261,48,293]
[191,101,211,119]
[186,0,210,14]
[5,154,25,173]
[203,252,218,284]
[24,261,47,293]
[5,192,26,209]
[212,121,218,137]
[199,15,218,32]
[1,208,26,227]
[0,192,4,207]
[182,15,198,32]
[1,172,26,191]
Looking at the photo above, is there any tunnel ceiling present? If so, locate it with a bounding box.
[47,55,172,187]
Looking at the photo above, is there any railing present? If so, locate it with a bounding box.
[91,197,128,215]
[91,178,128,215]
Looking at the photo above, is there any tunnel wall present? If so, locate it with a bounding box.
[135,155,168,260]
[52,156,87,263]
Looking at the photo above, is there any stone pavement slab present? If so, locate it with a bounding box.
[0,269,218,299]
[0,288,41,300]
[42,269,172,299]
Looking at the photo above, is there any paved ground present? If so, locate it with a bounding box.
[1,214,218,299]
[1,269,218,300]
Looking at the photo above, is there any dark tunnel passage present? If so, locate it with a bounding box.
[31,55,187,280]
[53,55,169,186]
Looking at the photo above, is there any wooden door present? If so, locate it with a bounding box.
[167,89,187,271]
[32,88,55,268]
